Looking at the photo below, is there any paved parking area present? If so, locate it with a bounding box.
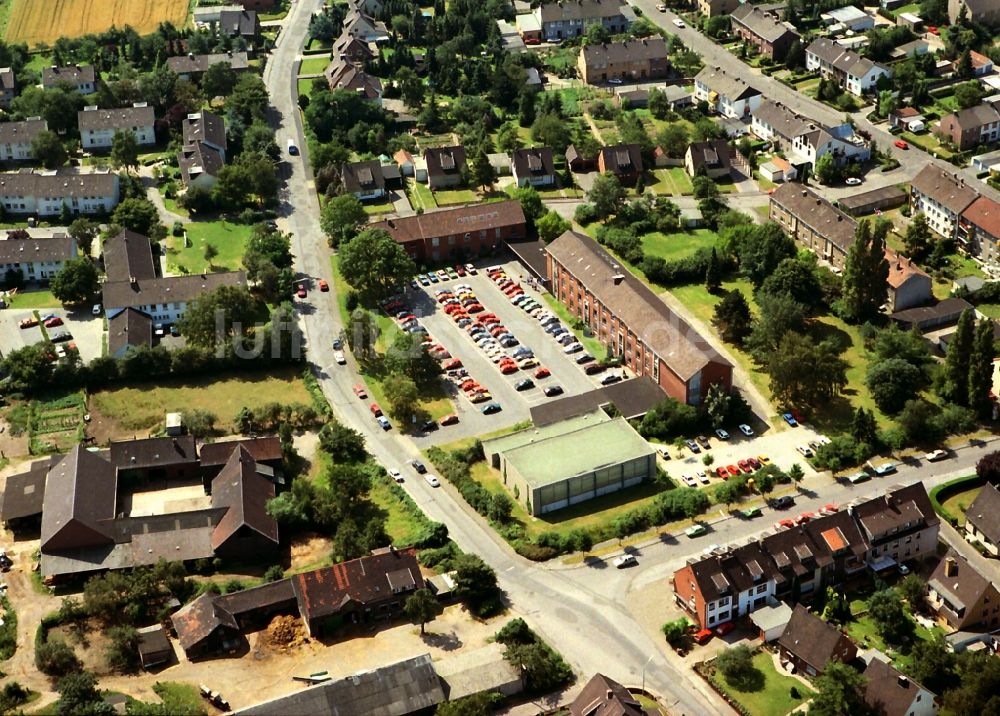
[0,308,104,362]
[408,262,612,445]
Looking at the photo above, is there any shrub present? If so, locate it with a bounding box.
[35,638,81,676]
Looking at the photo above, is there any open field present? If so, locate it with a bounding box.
[167,220,252,274]
[90,369,313,432]
[5,0,188,45]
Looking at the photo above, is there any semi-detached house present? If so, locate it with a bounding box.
[545,230,732,405]
[909,165,979,239]
[935,102,1000,151]
[533,0,636,40]
[673,483,939,630]
[41,64,95,93]
[0,118,48,161]
[78,104,156,150]
[694,66,762,119]
[806,38,891,96]
[730,4,800,62]
[751,100,870,167]
[577,38,670,85]
[0,169,120,216]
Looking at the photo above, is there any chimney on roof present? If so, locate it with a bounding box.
[898,675,909,688]
[612,273,624,285]
[606,690,613,700]
[188,52,195,59]
[945,556,957,577]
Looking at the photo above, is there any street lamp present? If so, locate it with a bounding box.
[641,653,655,693]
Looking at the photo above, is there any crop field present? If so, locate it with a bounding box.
[6,0,189,45]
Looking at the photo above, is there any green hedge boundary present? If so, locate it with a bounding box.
[929,474,982,526]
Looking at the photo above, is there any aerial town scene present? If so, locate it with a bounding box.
[0,0,998,713]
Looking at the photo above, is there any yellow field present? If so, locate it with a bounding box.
[6,0,189,46]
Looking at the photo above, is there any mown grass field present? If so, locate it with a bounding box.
[91,369,313,432]
[6,0,188,45]
[167,220,252,274]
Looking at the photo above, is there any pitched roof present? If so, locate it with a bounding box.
[182,110,227,151]
[778,604,855,672]
[40,446,117,551]
[0,118,47,146]
[512,147,555,178]
[580,37,669,66]
[423,145,467,178]
[218,8,258,36]
[569,673,647,716]
[545,230,729,380]
[166,52,249,75]
[752,100,813,140]
[853,482,939,540]
[178,142,225,185]
[77,105,154,132]
[838,185,908,213]
[170,592,239,651]
[807,38,845,64]
[885,247,929,289]
[863,658,933,716]
[137,624,173,665]
[965,481,1000,545]
[890,296,973,327]
[732,4,798,43]
[530,375,666,425]
[41,64,95,87]
[233,653,446,716]
[199,437,284,468]
[771,183,857,253]
[107,308,153,356]
[210,446,279,551]
[537,0,630,22]
[110,436,198,471]
[910,166,981,214]
[0,170,118,200]
[943,103,1000,131]
[0,457,55,521]
[341,159,385,193]
[0,68,15,92]
[102,271,247,311]
[599,143,643,174]
[324,62,383,98]
[694,66,761,102]
[333,30,375,61]
[962,196,1000,239]
[102,229,157,282]
[928,549,998,620]
[291,547,423,621]
[686,139,731,172]
[0,234,76,265]
[371,200,525,244]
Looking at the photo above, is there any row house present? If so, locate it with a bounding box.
[0,118,48,162]
[958,195,1000,268]
[730,4,800,62]
[935,102,1000,151]
[673,483,939,629]
[697,0,740,16]
[324,61,383,104]
[0,169,120,216]
[78,104,156,150]
[0,232,77,283]
[577,38,670,85]
[342,9,389,42]
[909,165,979,240]
[694,66,762,119]
[545,230,733,405]
[103,271,247,324]
[750,100,813,152]
[41,64,95,93]
[533,0,635,40]
[370,200,526,263]
[769,184,857,270]
[790,123,870,168]
[806,38,892,96]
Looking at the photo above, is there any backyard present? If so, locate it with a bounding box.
[3,288,60,309]
[706,650,814,716]
[649,167,694,197]
[298,54,329,75]
[641,228,718,262]
[939,484,983,526]
[167,219,252,274]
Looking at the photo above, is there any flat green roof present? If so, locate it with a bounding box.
[499,416,654,490]
[483,410,612,455]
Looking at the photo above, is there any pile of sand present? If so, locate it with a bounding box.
[266,615,306,649]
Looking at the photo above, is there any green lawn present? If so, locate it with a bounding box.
[4,289,60,309]
[795,77,820,93]
[843,613,945,672]
[641,229,718,263]
[361,196,396,217]
[408,179,437,210]
[650,167,694,196]
[297,77,318,99]
[541,293,606,358]
[298,55,330,75]
[168,220,252,274]
[713,651,814,716]
[433,187,481,206]
[90,369,314,432]
[940,485,983,526]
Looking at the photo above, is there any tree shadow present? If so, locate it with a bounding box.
[727,666,766,693]
[420,631,463,651]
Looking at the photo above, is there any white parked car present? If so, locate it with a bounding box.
[925,449,948,462]
[424,474,441,487]
[564,343,584,354]
[796,444,814,457]
[738,423,754,437]
[334,350,346,364]
[682,474,698,487]
[845,177,862,186]
[656,3,666,10]
[388,469,404,483]
[673,18,685,27]
[613,554,637,568]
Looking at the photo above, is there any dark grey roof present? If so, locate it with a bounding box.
[512,147,556,178]
[102,271,247,311]
[838,185,908,213]
[219,9,258,37]
[199,437,284,468]
[324,61,383,98]
[341,159,386,193]
[530,376,666,425]
[965,482,1000,546]
[170,592,239,652]
[771,183,856,253]
[167,52,249,76]
[107,307,152,356]
[569,673,646,716]
[41,65,95,88]
[599,143,643,174]
[103,229,156,282]
[581,38,668,66]
[0,170,118,200]
[752,100,813,141]
[686,139,731,172]
[77,105,154,132]
[424,145,467,178]
[0,458,55,521]
[732,4,798,43]
[853,482,939,540]
[210,446,279,551]
[40,446,117,552]
[110,435,198,471]
[928,549,997,624]
[890,296,974,328]
[0,235,76,264]
[778,604,855,672]
[863,659,933,716]
[213,578,296,618]
[178,142,225,185]
[182,110,227,152]
[137,625,172,665]
[546,231,729,380]
[537,0,631,22]
[0,68,15,92]
[694,66,761,102]
[233,653,446,716]
[0,119,47,146]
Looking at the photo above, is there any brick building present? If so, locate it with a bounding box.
[769,184,856,270]
[577,38,670,85]
[545,230,732,405]
[731,4,799,62]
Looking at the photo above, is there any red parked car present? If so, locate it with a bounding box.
[894,139,909,150]
[715,621,736,637]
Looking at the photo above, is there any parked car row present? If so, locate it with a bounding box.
[414,263,479,287]
[712,454,771,480]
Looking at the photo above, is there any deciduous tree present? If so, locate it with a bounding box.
[404,588,440,634]
[841,219,889,323]
[536,211,570,243]
[51,257,99,305]
[110,129,139,172]
[30,129,67,169]
[713,289,753,344]
[320,194,367,247]
[338,228,417,305]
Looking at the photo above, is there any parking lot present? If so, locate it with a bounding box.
[407,259,617,444]
[0,306,104,363]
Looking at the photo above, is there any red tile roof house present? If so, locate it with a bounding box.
[777,604,858,677]
[370,200,526,264]
[885,247,932,311]
[958,195,1000,269]
[569,673,649,715]
[546,230,732,405]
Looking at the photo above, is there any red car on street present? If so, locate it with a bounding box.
[894,139,909,150]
